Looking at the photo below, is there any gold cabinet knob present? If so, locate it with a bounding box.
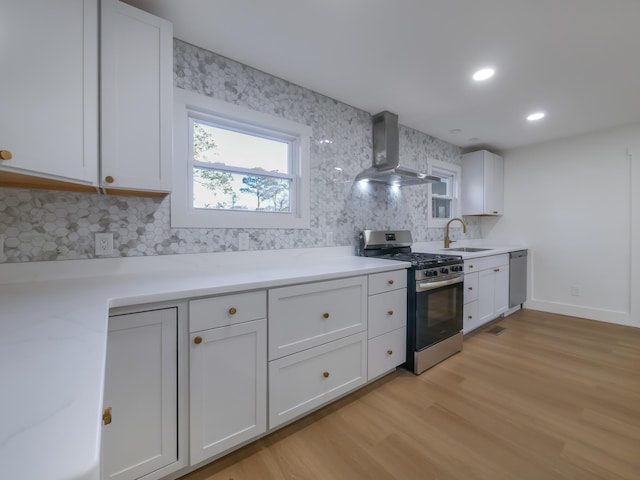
[387,279,394,285]
[103,407,112,426]
[469,264,474,269]
[104,175,115,184]
[0,150,13,160]
[193,336,203,345]
[323,371,330,378]
[387,349,393,355]
[494,268,500,272]
[468,287,473,291]
[468,315,473,319]
[229,307,237,315]
[323,312,330,319]
[387,310,394,316]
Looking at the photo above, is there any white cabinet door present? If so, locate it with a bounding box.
[189,319,267,465]
[0,0,98,185]
[269,332,367,429]
[477,261,510,326]
[478,267,496,324]
[268,276,367,360]
[368,288,407,339]
[494,265,510,316]
[102,308,178,480]
[461,150,504,215]
[368,327,406,380]
[463,300,480,334]
[101,0,172,193]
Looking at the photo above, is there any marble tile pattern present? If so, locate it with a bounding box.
[0,39,479,263]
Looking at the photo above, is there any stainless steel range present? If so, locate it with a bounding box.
[359,230,464,374]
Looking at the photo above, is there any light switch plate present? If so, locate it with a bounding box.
[95,233,114,256]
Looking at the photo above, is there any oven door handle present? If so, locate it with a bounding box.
[417,276,463,292]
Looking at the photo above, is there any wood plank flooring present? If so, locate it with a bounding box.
[181,310,640,480]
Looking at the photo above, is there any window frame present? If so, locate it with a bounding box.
[172,88,311,229]
[427,159,462,228]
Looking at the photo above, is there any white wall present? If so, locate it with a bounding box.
[482,122,640,327]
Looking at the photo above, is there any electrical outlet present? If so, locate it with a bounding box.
[326,231,334,246]
[95,233,114,256]
[238,233,249,251]
[570,285,581,297]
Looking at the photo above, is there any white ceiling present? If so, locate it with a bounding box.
[123,0,640,152]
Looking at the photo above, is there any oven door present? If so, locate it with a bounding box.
[414,277,463,350]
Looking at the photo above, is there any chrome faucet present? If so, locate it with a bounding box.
[444,217,467,248]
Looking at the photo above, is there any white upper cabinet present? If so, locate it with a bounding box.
[461,150,504,215]
[0,0,99,187]
[101,0,173,194]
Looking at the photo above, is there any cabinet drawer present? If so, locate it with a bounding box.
[368,288,407,339]
[368,327,406,381]
[190,291,266,332]
[269,332,367,429]
[464,253,509,273]
[368,270,407,295]
[463,300,480,334]
[464,272,479,303]
[268,277,367,360]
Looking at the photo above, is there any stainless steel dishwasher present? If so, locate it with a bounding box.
[509,250,528,308]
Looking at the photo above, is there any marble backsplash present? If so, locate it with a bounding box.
[0,39,479,263]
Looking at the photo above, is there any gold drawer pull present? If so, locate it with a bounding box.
[103,407,112,426]
[387,350,393,355]
[0,150,13,160]
[229,307,237,315]
[494,268,500,272]
[323,371,330,378]
[104,175,115,184]
[193,336,203,345]
[387,310,394,316]
[387,279,394,285]
[467,287,473,291]
[323,312,330,319]
[468,315,473,319]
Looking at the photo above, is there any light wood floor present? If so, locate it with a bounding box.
[182,310,640,480]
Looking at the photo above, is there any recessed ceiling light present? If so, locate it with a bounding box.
[527,112,545,121]
[472,68,495,81]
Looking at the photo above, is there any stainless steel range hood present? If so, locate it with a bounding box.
[355,111,441,186]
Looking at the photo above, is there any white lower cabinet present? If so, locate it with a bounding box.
[189,292,267,465]
[465,254,510,331]
[366,271,407,380]
[368,327,406,379]
[269,332,367,428]
[102,307,179,480]
[268,276,367,360]
[189,319,267,465]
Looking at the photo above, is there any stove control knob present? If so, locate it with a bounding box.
[426,270,437,277]
[440,268,449,274]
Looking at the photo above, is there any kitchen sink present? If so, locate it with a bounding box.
[444,247,493,252]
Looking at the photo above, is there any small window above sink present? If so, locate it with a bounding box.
[443,247,493,252]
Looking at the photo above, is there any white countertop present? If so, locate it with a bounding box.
[412,239,528,259]
[0,247,409,480]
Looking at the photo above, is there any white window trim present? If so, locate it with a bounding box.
[427,159,462,228]
[172,88,311,229]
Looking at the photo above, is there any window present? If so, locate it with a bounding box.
[172,88,311,228]
[427,159,461,227]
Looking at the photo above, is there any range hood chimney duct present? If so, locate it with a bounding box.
[355,111,441,186]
